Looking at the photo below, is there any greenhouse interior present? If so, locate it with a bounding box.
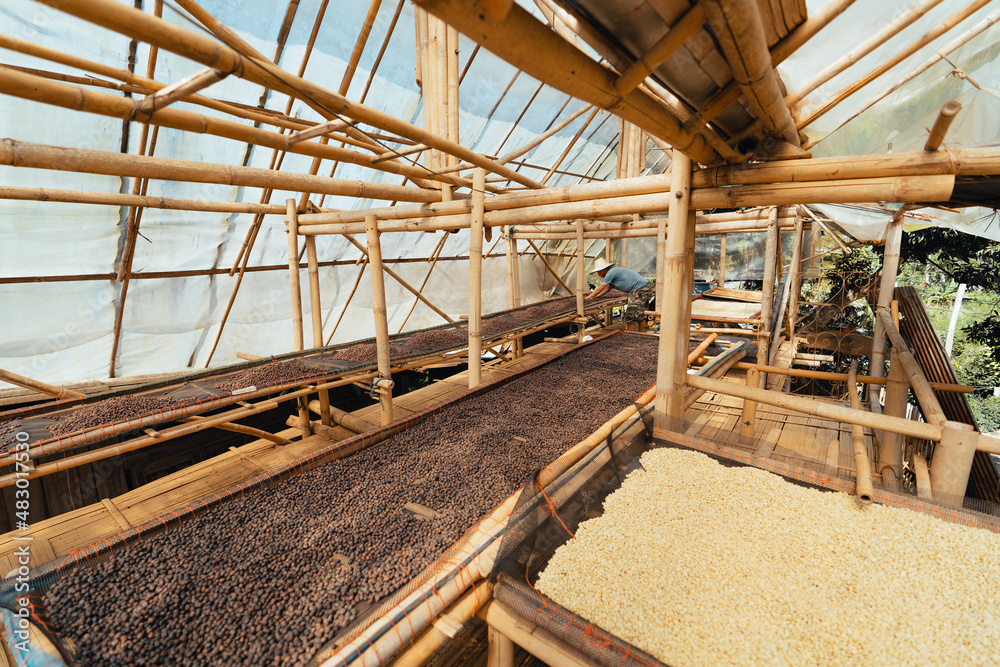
[1,0,1000,664]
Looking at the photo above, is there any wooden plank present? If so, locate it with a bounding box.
[101,498,132,530]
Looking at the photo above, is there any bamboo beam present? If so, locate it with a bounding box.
[305,235,332,426]
[614,4,705,96]
[701,0,799,146]
[35,0,543,189]
[879,349,908,477]
[298,174,956,234]
[173,0,271,61]
[286,119,352,145]
[178,415,291,445]
[655,152,692,421]
[800,206,853,255]
[469,169,485,388]
[287,200,312,437]
[0,368,85,400]
[797,0,988,130]
[679,0,858,139]
[929,421,977,507]
[785,0,948,109]
[0,139,441,203]
[413,0,720,164]
[365,214,394,425]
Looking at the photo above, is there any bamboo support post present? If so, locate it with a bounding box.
[286,200,312,437]
[869,219,903,391]
[876,310,946,427]
[365,214,394,425]
[655,152,691,422]
[718,233,727,287]
[575,220,585,344]
[740,367,760,438]
[787,216,804,340]
[758,208,779,383]
[847,361,874,504]
[305,235,332,426]
[925,100,962,151]
[929,421,976,507]
[0,369,85,400]
[878,348,908,479]
[469,169,485,388]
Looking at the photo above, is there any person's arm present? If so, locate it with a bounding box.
[586,282,611,299]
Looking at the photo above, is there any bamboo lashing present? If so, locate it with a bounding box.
[925,100,963,152]
[365,214,394,425]
[847,361,874,504]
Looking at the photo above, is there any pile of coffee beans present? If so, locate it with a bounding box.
[215,360,323,393]
[42,335,658,666]
[48,396,179,437]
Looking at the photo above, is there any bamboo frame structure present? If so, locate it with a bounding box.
[469,169,485,388]
[365,214,394,425]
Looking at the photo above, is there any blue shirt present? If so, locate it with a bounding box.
[602,267,649,293]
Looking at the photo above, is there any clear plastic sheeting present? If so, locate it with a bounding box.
[0,0,612,387]
[813,203,1000,243]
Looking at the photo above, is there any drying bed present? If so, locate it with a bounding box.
[0,291,627,456]
[20,333,657,666]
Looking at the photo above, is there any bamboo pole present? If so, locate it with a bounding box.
[731,362,972,394]
[877,310,947,427]
[365,214,394,425]
[925,100,963,151]
[913,453,933,501]
[847,361,874,504]
[800,206,852,255]
[655,152,692,422]
[179,415,291,445]
[539,107,600,186]
[287,200,312,437]
[785,0,948,108]
[797,0,988,131]
[575,220,585,344]
[412,0,720,164]
[701,0,799,146]
[758,208,780,385]
[469,169,485,388]
[718,233,727,286]
[0,139,442,203]
[35,0,543,188]
[0,369,85,400]
[869,220,903,384]
[305,235,333,426]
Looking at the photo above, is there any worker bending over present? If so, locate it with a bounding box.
[585,259,653,325]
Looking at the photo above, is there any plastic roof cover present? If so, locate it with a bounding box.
[0,0,998,386]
